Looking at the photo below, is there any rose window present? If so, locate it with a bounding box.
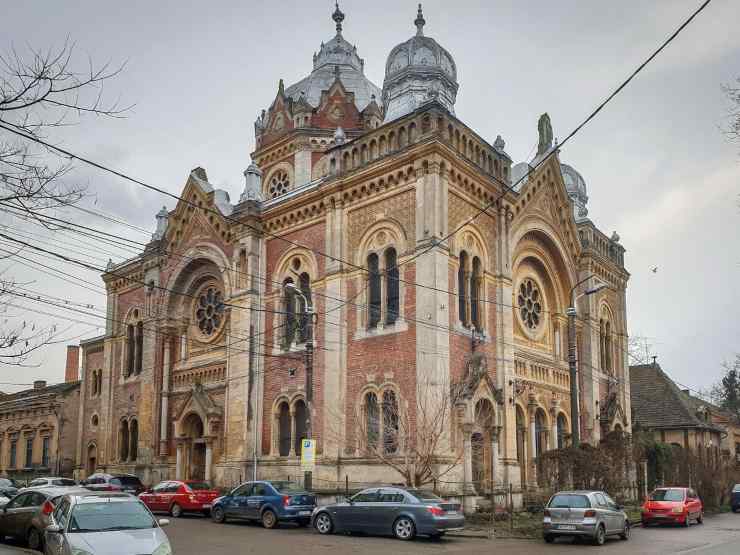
[518,279,542,330]
[195,286,225,336]
[268,171,290,199]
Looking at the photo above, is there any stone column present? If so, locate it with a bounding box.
[491,427,501,488]
[289,409,297,457]
[175,442,183,480]
[462,423,474,513]
[529,409,537,485]
[205,441,213,482]
[159,337,172,456]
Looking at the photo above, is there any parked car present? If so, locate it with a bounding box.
[22,477,78,490]
[81,473,145,496]
[641,487,703,527]
[731,484,740,513]
[543,490,630,545]
[0,486,88,551]
[139,480,220,517]
[312,487,464,541]
[43,491,171,555]
[0,478,19,499]
[211,480,316,528]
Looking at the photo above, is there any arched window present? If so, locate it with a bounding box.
[470,257,482,331]
[605,321,612,372]
[557,414,567,449]
[283,278,297,348]
[385,248,399,325]
[278,402,291,457]
[365,392,379,449]
[293,400,308,456]
[135,321,144,374]
[298,272,312,343]
[367,253,382,329]
[129,419,138,461]
[535,409,547,457]
[515,406,526,482]
[119,420,129,461]
[458,251,468,326]
[126,325,135,377]
[382,390,399,454]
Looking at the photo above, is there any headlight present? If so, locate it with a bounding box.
[672,507,684,514]
[152,541,172,555]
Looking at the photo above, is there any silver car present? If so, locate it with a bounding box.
[312,487,464,540]
[43,492,172,555]
[543,490,630,545]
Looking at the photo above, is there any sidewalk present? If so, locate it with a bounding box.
[0,545,34,554]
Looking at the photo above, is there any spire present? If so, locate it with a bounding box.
[414,3,425,36]
[332,2,345,35]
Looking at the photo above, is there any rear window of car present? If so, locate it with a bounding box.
[733,484,740,493]
[113,476,143,486]
[406,490,442,502]
[650,489,685,502]
[186,482,212,491]
[549,494,591,508]
[52,479,77,487]
[271,482,303,494]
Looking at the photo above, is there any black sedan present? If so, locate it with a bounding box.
[312,487,464,540]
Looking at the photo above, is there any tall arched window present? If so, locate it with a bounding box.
[470,257,482,331]
[605,321,612,373]
[557,414,567,449]
[135,321,143,374]
[385,248,399,325]
[382,390,399,454]
[458,251,468,325]
[278,402,291,457]
[535,409,547,458]
[367,254,381,329]
[298,272,312,343]
[129,419,138,461]
[119,420,129,461]
[283,278,296,348]
[293,400,308,456]
[365,392,379,449]
[126,325,135,377]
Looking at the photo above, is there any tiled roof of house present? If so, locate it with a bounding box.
[0,381,80,413]
[629,363,724,433]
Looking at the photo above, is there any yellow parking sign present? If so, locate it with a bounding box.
[301,439,315,470]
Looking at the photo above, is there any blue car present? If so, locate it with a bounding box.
[211,481,316,528]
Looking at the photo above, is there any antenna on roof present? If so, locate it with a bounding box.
[651,355,658,366]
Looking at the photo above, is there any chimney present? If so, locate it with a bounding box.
[65,345,80,382]
[33,380,47,390]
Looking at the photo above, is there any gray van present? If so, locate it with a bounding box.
[543,490,630,545]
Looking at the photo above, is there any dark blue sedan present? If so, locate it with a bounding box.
[211,481,316,528]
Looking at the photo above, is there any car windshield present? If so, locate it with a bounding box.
[113,476,142,486]
[69,501,156,533]
[406,490,442,502]
[549,494,591,509]
[271,481,303,494]
[650,489,684,502]
[186,482,212,491]
[52,479,77,487]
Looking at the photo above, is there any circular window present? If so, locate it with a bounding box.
[91,414,99,427]
[195,286,225,337]
[268,170,290,199]
[518,278,543,330]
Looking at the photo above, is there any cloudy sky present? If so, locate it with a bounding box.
[1,0,738,395]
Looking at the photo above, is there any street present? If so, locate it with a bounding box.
[0,512,737,554]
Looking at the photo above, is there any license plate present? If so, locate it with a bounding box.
[558,525,577,530]
[446,511,458,516]
[299,511,312,516]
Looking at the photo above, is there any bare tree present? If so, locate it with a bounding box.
[0,40,127,366]
[628,334,654,365]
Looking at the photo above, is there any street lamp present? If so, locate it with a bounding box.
[284,282,314,490]
[567,276,608,447]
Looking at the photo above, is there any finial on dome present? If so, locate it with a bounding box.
[333,2,345,35]
[415,4,426,36]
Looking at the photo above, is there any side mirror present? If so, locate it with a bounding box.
[46,524,61,534]
[158,519,170,527]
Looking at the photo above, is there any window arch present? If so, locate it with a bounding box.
[274,396,309,458]
[366,246,401,329]
[458,249,485,331]
[382,390,399,454]
[458,250,469,325]
[293,400,308,456]
[126,325,135,377]
[385,248,399,325]
[365,392,379,449]
[119,419,129,461]
[135,321,143,374]
[470,256,482,331]
[362,387,401,454]
[367,254,381,328]
[599,306,614,373]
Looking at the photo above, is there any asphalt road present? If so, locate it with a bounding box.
[0,511,737,554]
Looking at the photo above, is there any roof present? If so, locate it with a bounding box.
[629,364,725,433]
[0,381,80,413]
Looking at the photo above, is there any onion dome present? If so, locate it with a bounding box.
[284,3,381,112]
[382,4,459,123]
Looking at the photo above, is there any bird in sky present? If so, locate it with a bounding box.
[651,266,658,273]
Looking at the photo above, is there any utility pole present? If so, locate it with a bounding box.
[567,276,608,447]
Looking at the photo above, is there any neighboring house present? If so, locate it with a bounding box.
[630,363,724,455]
[681,390,740,465]
[0,346,81,479]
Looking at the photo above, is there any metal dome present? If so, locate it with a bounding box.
[560,162,589,221]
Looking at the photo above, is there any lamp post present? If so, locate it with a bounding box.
[567,276,607,447]
[284,282,314,490]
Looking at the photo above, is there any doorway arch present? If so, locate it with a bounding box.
[183,413,206,481]
[86,443,97,476]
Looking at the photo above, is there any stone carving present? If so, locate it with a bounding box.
[537,113,553,156]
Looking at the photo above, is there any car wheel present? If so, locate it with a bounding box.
[393,517,416,541]
[592,524,606,546]
[27,527,42,551]
[544,534,555,543]
[170,503,183,518]
[211,506,226,524]
[697,512,703,524]
[619,521,630,540]
[262,509,278,529]
[314,513,334,535]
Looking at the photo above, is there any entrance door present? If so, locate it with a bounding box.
[472,432,486,493]
[190,443,206,481]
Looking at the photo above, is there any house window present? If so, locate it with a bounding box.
[458,251,468,325]
[293,400,308,456]
[119,420,130,461]
[298,273,312,343]
[135,321,144,374]
[599,316,613,373]
[365,392,379,449]
[458,251,484,330]
[470,257,482,331]
[9,441,17,468]
[368,254,382,329]
[367,246,401,329]
[25,437,33,468]
[126,325,135,376]
[41,437,50,468]
[278,402,291,457]
[385,248,399,325]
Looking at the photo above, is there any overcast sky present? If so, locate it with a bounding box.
[1,0,738,396]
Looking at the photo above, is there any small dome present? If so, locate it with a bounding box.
[382,4,459,123]
[560,162,589,221]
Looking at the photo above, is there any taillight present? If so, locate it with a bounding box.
[427,506,444,516]
[584,510,596,518]
[544,509,551,517]
[283,495,291,507]
[41,501,54,515]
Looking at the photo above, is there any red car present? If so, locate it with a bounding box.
[139,480,220,517]
[642,487,704,527]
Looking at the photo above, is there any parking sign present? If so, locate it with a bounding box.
[301,439,315,470]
